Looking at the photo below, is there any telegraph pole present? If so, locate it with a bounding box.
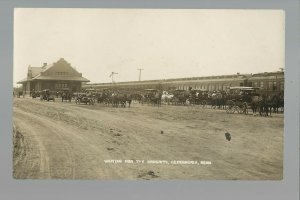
[137,68,143,81]
[279,67,284,72]
[109,72,118,83]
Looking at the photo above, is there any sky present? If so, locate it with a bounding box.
[14,9,284,86]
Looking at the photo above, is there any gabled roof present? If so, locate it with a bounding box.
[18,58,90,83]
[41,63,54,73]
[28,66,43,78]
[32,75,90,82]
[17,77,30,84]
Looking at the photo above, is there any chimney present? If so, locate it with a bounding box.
[42,63,47,68]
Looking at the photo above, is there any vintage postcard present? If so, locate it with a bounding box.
[13,8,284,180]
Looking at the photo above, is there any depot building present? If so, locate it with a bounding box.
[17,58,90,95]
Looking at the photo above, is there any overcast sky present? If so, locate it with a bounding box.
[14,9,284,85]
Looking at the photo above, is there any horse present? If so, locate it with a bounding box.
[211,92,223,109]
[125,94,132,108]
[271,94,282,114]
[61,91,72,102]
[18,91,24,98]
[161,91,174,105]
[150,92,162,107]
[111,93,119,107]
[218,92,228,109]
[174,94,185,105]
[250,95,260,115]
[278,94,284,113]
[258,95,272,117]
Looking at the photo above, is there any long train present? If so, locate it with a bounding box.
[84,71,284,96]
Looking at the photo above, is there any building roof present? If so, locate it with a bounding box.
[32,75,90,82]
[18,58,89,84]
[17,77,30,84]
[28,66,43,77]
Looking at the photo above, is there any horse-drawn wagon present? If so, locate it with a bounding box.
[74,92,94,105]
[142,89,162,106]
[171,89,190,105]
[40,89,55,102]
[225,87,259,114]
[189,89,209,107]
[31,90,40,98]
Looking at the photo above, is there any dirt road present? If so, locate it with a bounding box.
[13,98,283,180]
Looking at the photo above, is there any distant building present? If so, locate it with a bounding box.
[17,58,89,95]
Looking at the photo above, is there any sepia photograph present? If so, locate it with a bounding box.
[13,8,284,180]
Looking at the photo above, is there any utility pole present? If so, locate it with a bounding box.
[109,72,118,83]
[279,67,284,72]
[137,68,143,81]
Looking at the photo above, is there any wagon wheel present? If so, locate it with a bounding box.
[234,104,239,113]
[226,103,232,113]
[226,100,234,113]
[236,105,242,113]
[226,106,231,113]
[242,102,248,114]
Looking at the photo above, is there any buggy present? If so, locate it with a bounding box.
[225,87,259,114]
[31,90,40,98]
[171,89,190,105]
[40,89,55,101]
[142,89,162,106]
[190,89,209,107]
[74,92,94,105]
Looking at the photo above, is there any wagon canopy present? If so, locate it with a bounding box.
[74,92,87,96]
[85,88,95,91]
[192,89,208,92]
[174,89,186,92]
[229,87,260,91]
[144,89,157,91]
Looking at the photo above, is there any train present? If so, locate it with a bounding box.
[83,71,284,96]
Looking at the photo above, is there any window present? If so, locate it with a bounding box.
[55,83,68,89]
[280,81,284,90]
[273,82,277,90]
[55,72,68,76]
[260,81,264,88]
[268,81,273,89]
[253,82,258,88]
